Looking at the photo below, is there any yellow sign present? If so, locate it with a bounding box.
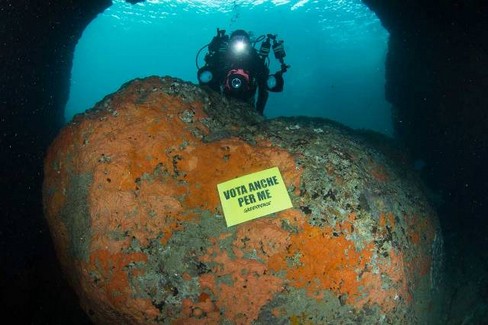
[217,167,293,227]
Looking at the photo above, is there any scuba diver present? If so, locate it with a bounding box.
[196,28,289,115]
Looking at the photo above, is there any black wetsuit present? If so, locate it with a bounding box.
[199,36,282,115]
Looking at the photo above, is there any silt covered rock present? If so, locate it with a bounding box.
[43,76,443,324]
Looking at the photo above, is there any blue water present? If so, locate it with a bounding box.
[66,0,392,136]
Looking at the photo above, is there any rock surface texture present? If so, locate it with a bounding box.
[43,77,443,324]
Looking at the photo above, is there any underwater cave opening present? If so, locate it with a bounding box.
[66,0,392,135]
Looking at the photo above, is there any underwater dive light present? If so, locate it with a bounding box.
[272,39,286,61]
[266,72,284,92]
[230,35,249,55]
[258,36,271,58]
[233,40,246,53]
[198,69,213,84]
[266,75,277,89]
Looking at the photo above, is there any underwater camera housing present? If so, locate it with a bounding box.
[224,68,252,97]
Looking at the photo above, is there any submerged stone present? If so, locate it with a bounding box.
[43,76,443,324]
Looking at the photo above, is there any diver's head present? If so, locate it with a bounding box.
[229,30,251,56]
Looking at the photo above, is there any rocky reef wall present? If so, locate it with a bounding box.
[43,77,443,324]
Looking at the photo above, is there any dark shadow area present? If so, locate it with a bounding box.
[364,1,488,322]
[1,0,110,322]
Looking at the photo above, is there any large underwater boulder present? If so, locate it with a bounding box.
[43,76,443,324]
